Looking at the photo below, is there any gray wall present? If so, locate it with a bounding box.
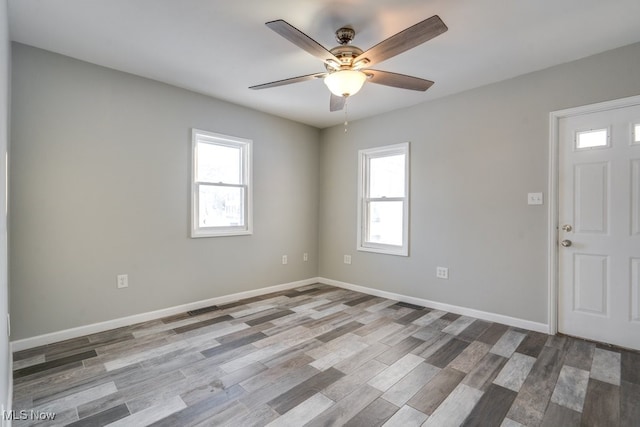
[10,38,640,341]
[10,43,320,340]
[318,42,640,324]
[0,0,9,412]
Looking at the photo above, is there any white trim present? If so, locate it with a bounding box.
[191,129,253,238]
[357,142,410,257]
[548,111,559,335]
[2,351,11,427]
[320,277,548,333]
[10,278,320,352]
[11,276,551,353]
[548,94,640,335]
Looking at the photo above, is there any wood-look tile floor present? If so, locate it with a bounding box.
[11,283,640,426]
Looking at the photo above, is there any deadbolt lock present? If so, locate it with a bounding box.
[562,224,573,232]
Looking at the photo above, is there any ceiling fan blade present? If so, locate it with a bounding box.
[365,70,434,91]
[266,19,341,67]
[353,15,447,68]
[249,72,327,90]
[330,94,346,112]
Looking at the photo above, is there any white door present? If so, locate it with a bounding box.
[558,103,640,351]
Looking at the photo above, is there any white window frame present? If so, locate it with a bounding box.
[574,127,611,151]
[357,142,410,256]
[191,129,252,238]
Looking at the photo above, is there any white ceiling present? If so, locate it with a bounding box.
[8,0,640,128]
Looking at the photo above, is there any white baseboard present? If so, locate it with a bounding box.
[11,276,549,352]
[320,277,549,334]
[10,277,321,352]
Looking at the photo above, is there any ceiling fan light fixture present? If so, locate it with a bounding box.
[324,70,367,97]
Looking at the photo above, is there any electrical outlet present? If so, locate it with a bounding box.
[527,192,543,205]
[436,267,449,279]
[282,255,288,265]
[117,274,129,288]
[303,252,308,262]
[344,255,352,265]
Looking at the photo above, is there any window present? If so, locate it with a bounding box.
[634,123,640,144]
[358,143,409,256]
[575,128,609,150]
[191,129,252,237]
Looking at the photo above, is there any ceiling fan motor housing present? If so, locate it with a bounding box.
[335,27,355,45]
[326,45,364,70]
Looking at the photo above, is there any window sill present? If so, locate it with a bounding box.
[191,229,252,238]
[357,244,408,257]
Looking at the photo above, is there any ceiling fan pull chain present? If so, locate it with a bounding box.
[344,97,349,133]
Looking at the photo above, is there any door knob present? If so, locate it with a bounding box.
[562,224,573,232]
[561,239,572,247]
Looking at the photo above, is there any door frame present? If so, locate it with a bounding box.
[548,93,640,335]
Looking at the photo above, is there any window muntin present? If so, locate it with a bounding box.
[191,129,252,237]
[358,143,409,256]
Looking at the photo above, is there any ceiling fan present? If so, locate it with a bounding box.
[249,15,448,111]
